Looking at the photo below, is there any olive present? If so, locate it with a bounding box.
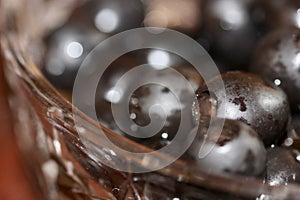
[194,71,291,146]
[253,0,300,31]
[43,0,145,90]
[188,118,266,176]
[264,147,300,186]
[250,28,300,112]
[95,49,204,149]
[199,0,261,69]
[43,23,105,90]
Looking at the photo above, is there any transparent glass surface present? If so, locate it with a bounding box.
[1,0,300,199]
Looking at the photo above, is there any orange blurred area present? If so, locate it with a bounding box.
[0,62,38,199]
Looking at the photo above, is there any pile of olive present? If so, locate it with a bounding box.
[43,0,300,187]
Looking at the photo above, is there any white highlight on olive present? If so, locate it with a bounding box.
[259,93,278,110]
[293,52,300,66]
[295,9,300,28]
[274,78,281,86]
[194,121,266,176]
[105,87,123,104]
[213,0,247,30]
[161,132,169,139]
[65,41,84,59]
[147,50,171,69]
[95,9,119,33]
[46,61,65,76]
[284,137,293,146]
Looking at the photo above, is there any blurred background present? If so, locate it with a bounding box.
[0,63,38,200]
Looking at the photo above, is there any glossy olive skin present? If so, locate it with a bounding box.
[199,0,260,69]
[250,28,300,112]
[95,49,194,129]
[195,71,291,146]
[95,49,204,149]
[264,147,300,186]
[43,23,106,90]
[188,118,266,176]
[43,0,145,90]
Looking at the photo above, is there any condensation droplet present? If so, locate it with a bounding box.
[47,107,64,119]
[130,113,137,119]
[177,175,183,182]
[105,154,112,161]
[131,97,139,105]
[284,137,294,146]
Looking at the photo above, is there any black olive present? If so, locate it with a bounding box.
[194,71,291,146]
[43,23,105,90]
[264,147,300,186]
[188,118,266,176]
[95,49,204,149]
[198,0,261,69]
[43,0,145,90]
[250,28,300,112]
